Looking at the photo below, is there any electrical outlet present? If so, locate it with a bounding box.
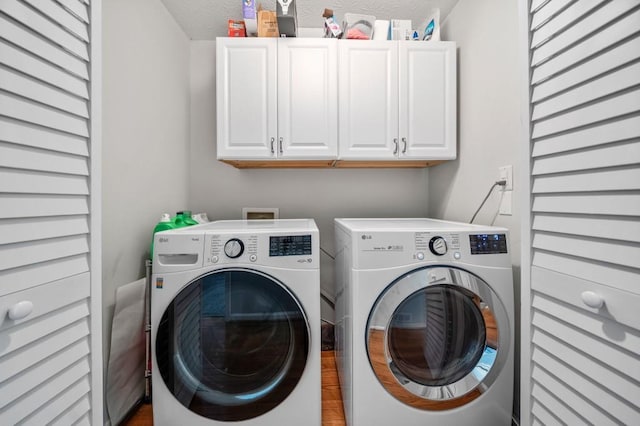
[499,191,513,215]
[499,165,513,191]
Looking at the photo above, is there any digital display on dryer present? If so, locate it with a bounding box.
[269,235,312,257]
[469,234,508,254]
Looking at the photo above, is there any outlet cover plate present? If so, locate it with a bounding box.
[499,165,513,191]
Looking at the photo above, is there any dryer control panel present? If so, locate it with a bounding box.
[469,233,508,255]
[336,218,511,270]
[352,230,510,269]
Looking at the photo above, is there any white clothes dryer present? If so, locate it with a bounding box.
[151,219,321,426]
[334,218,514,426]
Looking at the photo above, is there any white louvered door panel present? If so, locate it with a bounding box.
[0,0,102,424]
[520,0,640,425]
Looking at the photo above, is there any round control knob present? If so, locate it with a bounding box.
[224,238,244,258]
[429,237,447,256]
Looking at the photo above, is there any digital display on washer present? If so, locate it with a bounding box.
[269,235,312,257]
[469,234,508,254]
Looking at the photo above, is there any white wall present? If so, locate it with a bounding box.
[102,0,190,410]
[429,0,521,419]
[189,41,431,319]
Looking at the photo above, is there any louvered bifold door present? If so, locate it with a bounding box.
[0,0,101,425]
[521,1,640,425]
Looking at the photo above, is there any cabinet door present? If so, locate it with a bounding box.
[339,41,399,160]
[278,39,337,159]
[399,42,456,160]
[217,38,277,159]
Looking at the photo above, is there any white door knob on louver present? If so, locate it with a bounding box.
[8,300,34,320]
[581,291,604,309]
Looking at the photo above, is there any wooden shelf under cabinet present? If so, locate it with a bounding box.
[333,160,446,168]
[220,160,447,169]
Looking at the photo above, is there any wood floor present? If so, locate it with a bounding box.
[123,351,346,426]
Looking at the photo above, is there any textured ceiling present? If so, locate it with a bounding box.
[160,0,460,40]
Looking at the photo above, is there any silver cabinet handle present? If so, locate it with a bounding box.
[279,137,283,154]
[270,137,275,154]
[393,138,398,155]
[402,137,407,154]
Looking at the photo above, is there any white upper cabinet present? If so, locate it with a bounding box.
[338,41,399,159]
[339,41,457,161]
[216,38,456,167]
[217,38,277,159]
[400,42,456,159]
[216,38,338,161]
[278,39,338,159]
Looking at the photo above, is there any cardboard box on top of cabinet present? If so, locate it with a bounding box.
[276,0,297,37]
[258,5,279,37]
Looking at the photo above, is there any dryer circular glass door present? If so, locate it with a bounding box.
[366,266,509,410]
[155,268,310,421]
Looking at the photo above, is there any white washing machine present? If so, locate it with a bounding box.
[334,218,514,426]
[151,219,321,426]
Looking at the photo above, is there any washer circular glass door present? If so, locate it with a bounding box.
[155,268,310,421]
[366,266,509,410]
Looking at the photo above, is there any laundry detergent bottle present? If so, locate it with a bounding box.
[181,210,199,226]
[150,213,175,259]
[173,211,189,228]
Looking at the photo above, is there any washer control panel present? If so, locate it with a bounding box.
[269,235,312,257]
[206,232,316,268]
